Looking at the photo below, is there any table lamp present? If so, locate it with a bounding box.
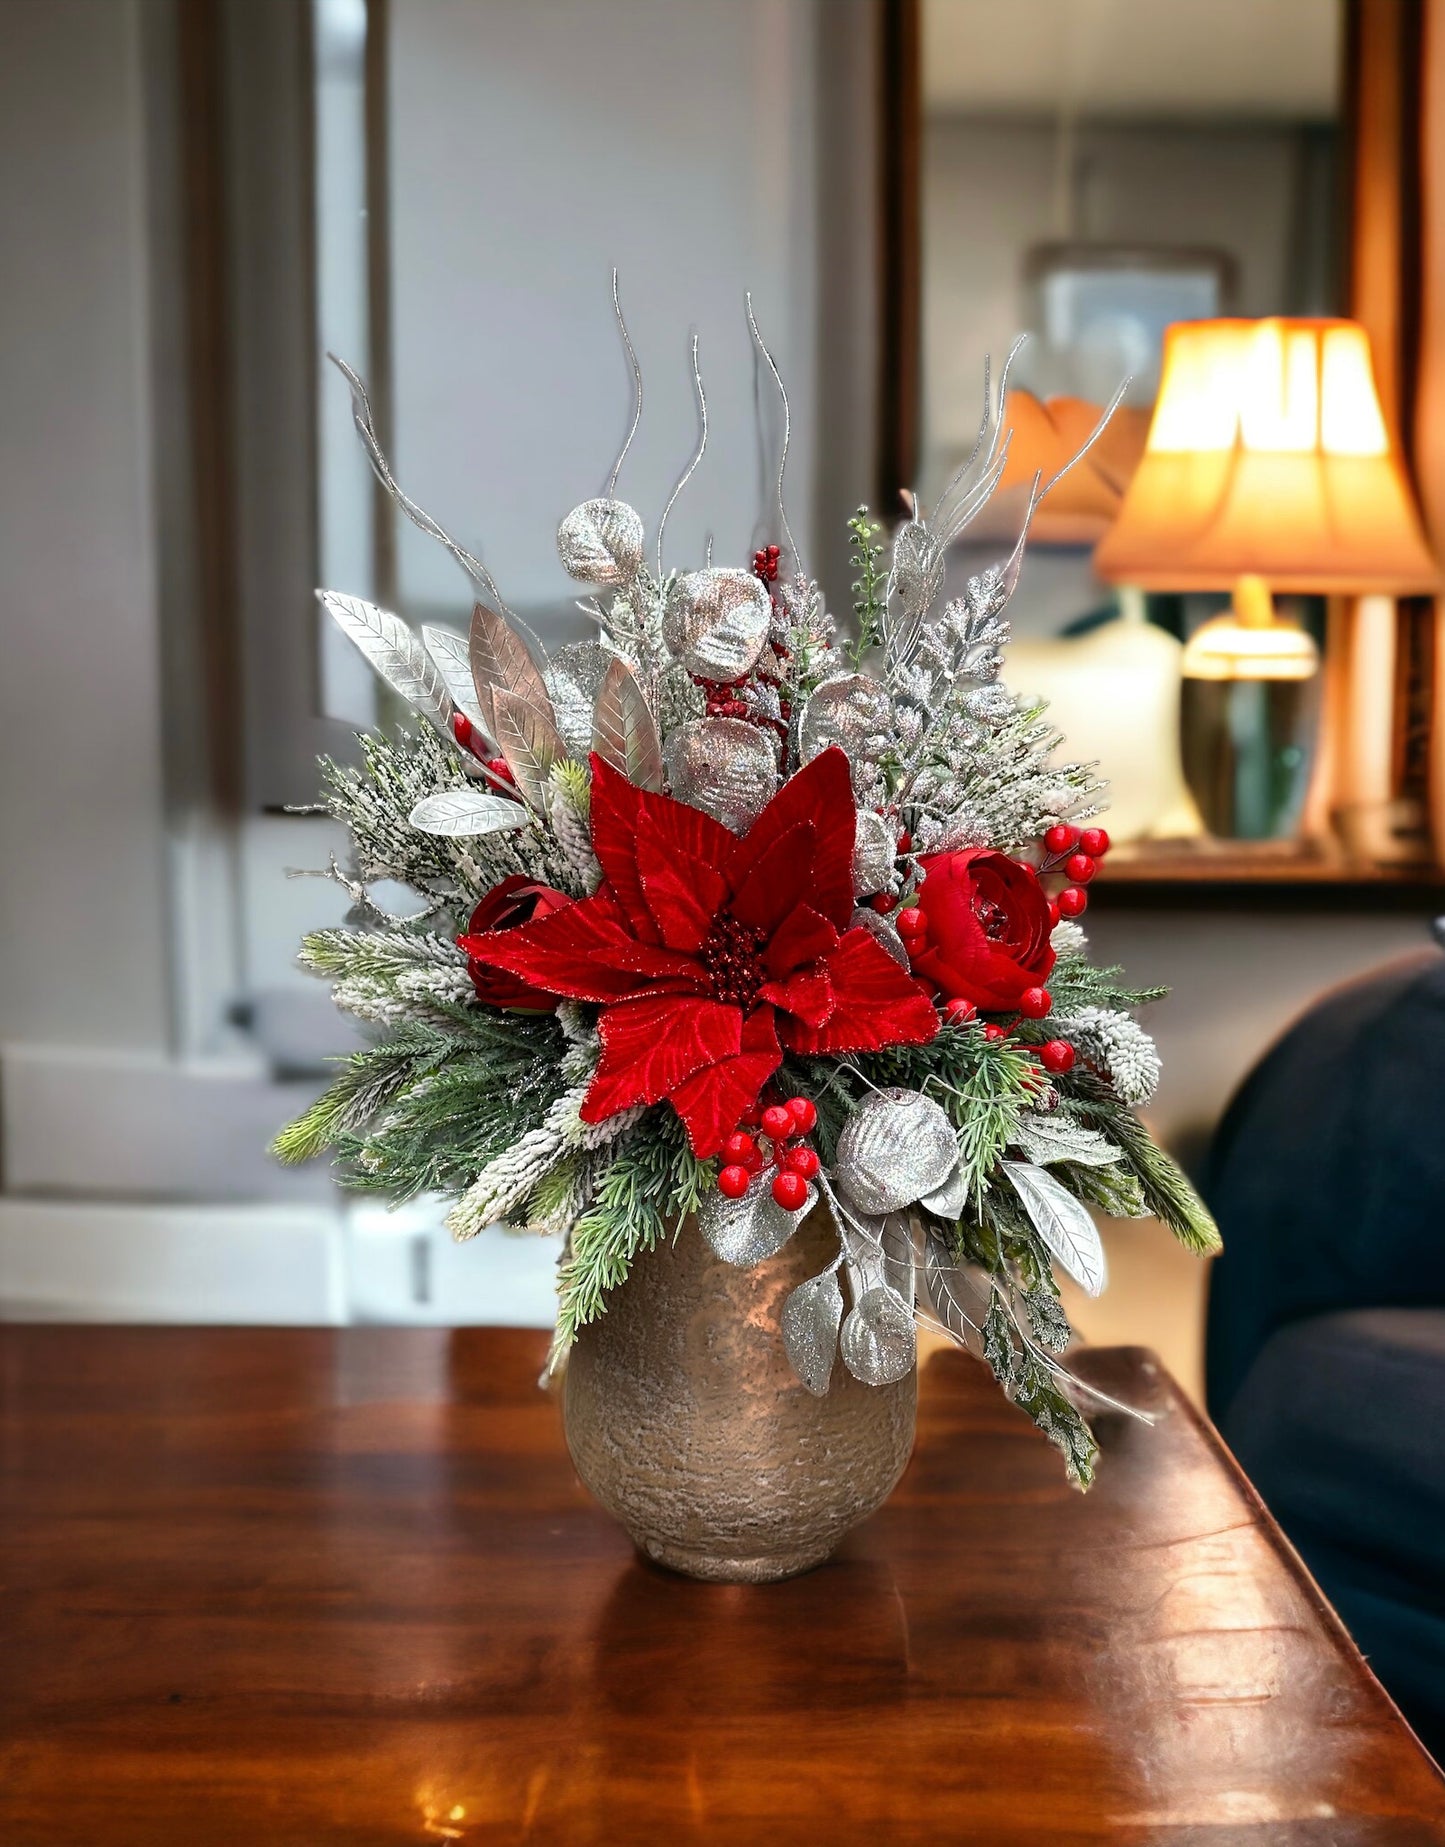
[1094,318,1440,840]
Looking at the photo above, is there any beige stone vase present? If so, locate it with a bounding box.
[562,1204,917,1582]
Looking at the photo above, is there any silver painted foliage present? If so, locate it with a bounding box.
[781,1267,844,1396]
[407,789,527,838]
[834,1088,959,1217]
[544,640,616,761]
[840,1287,916,1386]
[665,718,778,832]
[591,655,664,792]
[556,497,645,586]
[490,686,565,812]
[318,592,454,737]
[1003,1159,1108,1297]
[421,625,489,734]
[698,1172,817,1267]
[662,568,772,681]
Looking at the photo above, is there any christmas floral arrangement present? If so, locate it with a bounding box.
[277,307,1218,1489]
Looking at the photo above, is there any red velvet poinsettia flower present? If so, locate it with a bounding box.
[467,747,939,1156]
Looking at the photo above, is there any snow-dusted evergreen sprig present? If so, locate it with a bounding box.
[1059,1007,1163,1105]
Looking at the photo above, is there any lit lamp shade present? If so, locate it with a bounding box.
[1094,319,1440,595]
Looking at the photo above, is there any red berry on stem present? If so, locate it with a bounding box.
[1040,1039,1076,1074]
[870,891,897,913]
[1048,898,1061,926]
[1064,852,1096,884]
[1057,885,1088,918]
[717,1164,751,1200]
[982,1022,1007,1043]
[1079,827,1110,858]
[896,906,927,939]
[771,1169,808,1211]
[722,1131,756,1164]
[1044,824,1080,855]
[760,1104,795,1142]
[896,829,913,854]
[785,1096,818,1133]
[1019,986,1052,1020]
[786,1145,820,1179]
[943,998,976,1025]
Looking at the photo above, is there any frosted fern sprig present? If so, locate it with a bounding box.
[1060,1006,1162,1105]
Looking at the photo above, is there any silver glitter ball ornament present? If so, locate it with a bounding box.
[663,568,772,681]
[665,717,778,833]
[851,808,896,897]
[841,1287,916,1386]
[835,1087,959,1217]
[543,640,615,759]
[555,498,644,586]
[698,1173,816,1267]
[798,674,890,790]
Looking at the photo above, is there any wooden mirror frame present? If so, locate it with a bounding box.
[883,0,1445,901]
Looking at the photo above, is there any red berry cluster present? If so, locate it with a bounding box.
[716,1095,819,1209]
[752,543,781,584]
[1039,823,1110,922]
[696,678,752,721]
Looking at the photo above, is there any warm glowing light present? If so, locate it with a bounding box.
[1096,317,1439,593]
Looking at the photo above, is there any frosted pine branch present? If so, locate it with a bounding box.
[1059,1006,1162,1105]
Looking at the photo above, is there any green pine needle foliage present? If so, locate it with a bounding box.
[555,1118,710,1346]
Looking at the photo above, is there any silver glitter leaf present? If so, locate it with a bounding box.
[422,625,489,733]
[544,640,616,760]
[841,1286,916,1386]
[850,906,910,968]
[920,1161,969,1220]
[407,789,527,838]
[317,591,454,735]
[662,568,771,681]
[698,1173,816,1267]
[469,601,555,739]
[923,1229,990,1359]
[1013,1115,1123,1170]
[592,655,664,792]
[781,1268,844,1395]
[491,686,565,812]
[1003,1159,1108,1297]
[798,674,891,791]
[556,497,644,586]
[851,808,896,897]
[835,1088,959,1217]
[665,719,778,833]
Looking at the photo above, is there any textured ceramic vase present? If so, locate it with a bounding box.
[562,1206,917,1582]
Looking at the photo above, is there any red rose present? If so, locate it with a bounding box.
[910,850,1055,1012]
[457,877,572,1011]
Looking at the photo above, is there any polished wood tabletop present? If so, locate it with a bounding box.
[1,1326,1441,1845]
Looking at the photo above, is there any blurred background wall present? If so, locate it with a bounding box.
[0,0,1434,1389]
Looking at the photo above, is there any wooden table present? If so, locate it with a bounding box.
[1,1328,1441,1845]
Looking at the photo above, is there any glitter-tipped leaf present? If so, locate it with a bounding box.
[592,656,664,792]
